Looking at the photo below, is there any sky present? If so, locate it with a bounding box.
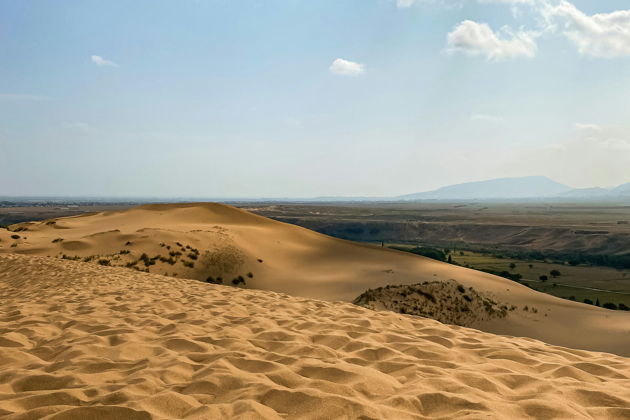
[1,0,630,198]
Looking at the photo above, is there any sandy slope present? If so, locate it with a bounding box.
[1,203,629,356]
[0,254,629,420]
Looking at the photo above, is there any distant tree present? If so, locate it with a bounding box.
[539,275,548,282]
[595,298,600,307]
[550,269,561,278]
[603,302,618,310]
[447,255,453,264]
[583,298,593,305]
[528,264,533,269]
[509,263,516,270]
[619,303,629,311]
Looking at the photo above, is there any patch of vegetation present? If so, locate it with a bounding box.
[10,234,20,240]
[206,276,223,284]
[119,249,130,254]
[98,259,111,266]
[390,246,448,262]
[480,268,522,282]
[45,221,56,226]
[232,275,246,286]
[139,253,156,267]
[159,256,176,265]
[182,260,194,268]
[52,238,63,243]
[187,252,198,260]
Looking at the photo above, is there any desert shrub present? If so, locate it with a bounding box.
[176,242,183,247]
[619,303,629,311]
[187,253,198,260]
[182,260,194,268]
[126,261,138,268]
[169,250,182,257]
[550,269,561,278]
[186,245,191,249]
[603,302,618,310]
[125,241,133,246]
[159,256,176,265]
[539,275,548,282]
[98,259,110,266]
[457,285,465,293]
[45,221,56,225]
[206,276,223,284]
[119,249,130,254]
[583,298,594,305]
[159,242,165,247]
[52,238,63,243]
[232,275,245,285]
[509,263,516,269]
[246,272,253,278]
[140,253,155,266]
[257,259,263,263]
[10,234,20,239]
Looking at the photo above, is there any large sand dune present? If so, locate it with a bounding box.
[1,254,629,419]
[1,203,629,356]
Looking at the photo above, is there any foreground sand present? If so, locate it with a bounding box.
[1,254,629,420]
[2,203,629,356]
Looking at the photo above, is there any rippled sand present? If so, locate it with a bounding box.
[1,254,629,419]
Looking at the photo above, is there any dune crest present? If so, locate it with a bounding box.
[1,202,630,356]
[1,254,630,419]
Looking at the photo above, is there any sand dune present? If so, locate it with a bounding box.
[1,254,629,419]
[1,203,629,356]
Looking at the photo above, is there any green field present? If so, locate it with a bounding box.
[451,251,630,307]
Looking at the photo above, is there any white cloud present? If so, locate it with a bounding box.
[545,1,630,58]
[447,20,537,60]
[329,58,365,76]
[91,55,118,67]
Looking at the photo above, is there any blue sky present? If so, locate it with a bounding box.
[1,0,629,197]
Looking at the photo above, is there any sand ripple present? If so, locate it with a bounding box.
[1,254,629,419]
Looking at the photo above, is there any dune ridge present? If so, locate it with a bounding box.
[1,202,630,356]
[1,253,629,419]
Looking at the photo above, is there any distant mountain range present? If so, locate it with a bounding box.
[397,176,630,201]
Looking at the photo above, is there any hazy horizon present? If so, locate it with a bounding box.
[2,0,630,197]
